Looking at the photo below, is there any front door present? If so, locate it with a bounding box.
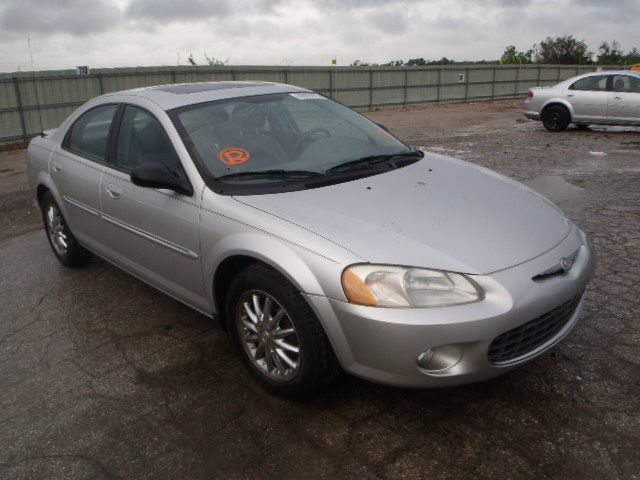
[608,74,640,124]
[99,105,206,310]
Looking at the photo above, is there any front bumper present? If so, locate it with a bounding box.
[304,226,595,388]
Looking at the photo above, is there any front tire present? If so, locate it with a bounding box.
[542,105,571,132]
[41,192,91,268]
[225,263,340,397]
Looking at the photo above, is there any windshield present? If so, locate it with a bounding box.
[171,92,413,187]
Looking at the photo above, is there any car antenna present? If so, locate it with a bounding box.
[28,37,45,137]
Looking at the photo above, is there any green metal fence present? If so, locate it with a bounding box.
[0,64,602,146]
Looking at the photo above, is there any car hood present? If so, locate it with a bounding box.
[234,153,571,274]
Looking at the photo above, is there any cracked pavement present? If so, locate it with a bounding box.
[1,100,639,479]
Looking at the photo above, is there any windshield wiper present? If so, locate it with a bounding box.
[325,150,423,174]
[217,169,322,181]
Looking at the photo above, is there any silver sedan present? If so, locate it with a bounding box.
[524,70,640,131]
[28,82,595,396]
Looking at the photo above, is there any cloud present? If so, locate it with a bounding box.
[0,0,638,72]
[0,0,122,37]
[125,0,283,23]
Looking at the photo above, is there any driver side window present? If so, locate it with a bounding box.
[116,106,183,174]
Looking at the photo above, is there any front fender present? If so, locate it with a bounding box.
[203,231,346,314]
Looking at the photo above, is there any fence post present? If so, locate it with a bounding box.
[536,65,541,87]
[491,67,497,100]
[437,68,442,103]
[368,69,374,110]
[514,66,520,98]
[97,73,104,94]
[13,77,28,142]
[171,70,177,84]
[283,68,288,85]
[403,69,408,107]
[328,69,333,98]
[464,67,470,101]
[231,69,237,81]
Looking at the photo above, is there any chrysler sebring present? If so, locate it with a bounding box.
[524,70,640,131]
[28,81,595,396]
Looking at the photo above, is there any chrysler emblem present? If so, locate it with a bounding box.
[559,257,574,272]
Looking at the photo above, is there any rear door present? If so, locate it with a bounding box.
[566,75,609,122]
[99,104,207,310]
[607,74,640,124]
[54,104,118,251]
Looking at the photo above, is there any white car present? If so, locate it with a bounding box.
[524,70,640,131]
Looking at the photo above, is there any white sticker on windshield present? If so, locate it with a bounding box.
[289,92,327,100]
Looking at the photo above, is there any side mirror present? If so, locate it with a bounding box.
[130,163,193,196]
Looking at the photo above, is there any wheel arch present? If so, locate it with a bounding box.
[206,233,336,320]
[541,99,574,120]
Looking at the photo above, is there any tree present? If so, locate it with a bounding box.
[625,47,640,65]
[350,60,370,66]
[426,57,454,65]
[187,53,197,66]
[535,35,592,64]
[406,57,427,66]
[597,41,624,65]
[205,54,228,66]
[383,60,404,66]
[500,45,533,64]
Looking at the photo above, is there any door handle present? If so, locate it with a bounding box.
[51,161,62,173]
[614,96,622,100]
[105,184,121,199]
[567,93,575,97]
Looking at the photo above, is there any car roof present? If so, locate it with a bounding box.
[100,81,312,110]
[561,70,640,84]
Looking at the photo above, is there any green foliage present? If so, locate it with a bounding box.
[625,47,640,65]
[534,35,592,64]
[205,55,228,67]
[187,53,197,66]
[597,42,640,66]
[500,45,533,64]
[597,41,624,65]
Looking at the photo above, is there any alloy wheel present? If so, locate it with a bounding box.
[46,204,68,256]
[236,290,301,381]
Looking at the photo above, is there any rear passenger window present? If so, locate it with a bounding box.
[116,106,183,174]
[570,76,608,92]
[66,105,118,161]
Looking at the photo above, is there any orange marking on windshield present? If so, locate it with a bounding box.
[219,147,251,166]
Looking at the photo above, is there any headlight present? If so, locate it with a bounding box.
[342,264,483,308]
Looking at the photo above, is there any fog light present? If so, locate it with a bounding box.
[417,345,463,373]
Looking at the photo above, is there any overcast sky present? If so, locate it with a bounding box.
[0,0,638,72]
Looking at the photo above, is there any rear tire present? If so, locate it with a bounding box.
[41,192,91,268]
[225,263,340,397]
[542,105,571,132]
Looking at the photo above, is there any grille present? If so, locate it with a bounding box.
[488,292,583,364]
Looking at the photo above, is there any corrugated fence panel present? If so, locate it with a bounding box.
[0,63,610,145]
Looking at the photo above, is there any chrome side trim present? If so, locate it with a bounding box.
[102,213,199,259]
[63,195,100,216]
